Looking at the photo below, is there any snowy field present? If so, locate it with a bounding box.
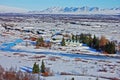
[0,50,120,80]
[0,14,120,80]
[0,39,120,80]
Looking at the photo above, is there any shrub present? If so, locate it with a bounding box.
[0,65,36,80]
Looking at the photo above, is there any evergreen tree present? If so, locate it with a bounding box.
[36,37,44,47]
[80,33,85,43]
[32,62,40,73]
[83,36,87,44]
[61,38,66,46]
[71,77,74,80]
[92,35,100,50]
[95,38,100,50]
[72,34,75,42]
[87,36,93,47]
[104,42,116,54]
[92,35,96,48]
[75,35,78,42]
[79,33,92,46]
[41,60,45,73]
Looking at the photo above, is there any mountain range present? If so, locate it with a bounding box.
[28,6,120,15]
[0,5,120,15]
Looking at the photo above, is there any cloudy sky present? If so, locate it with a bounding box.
[0,0,120,10]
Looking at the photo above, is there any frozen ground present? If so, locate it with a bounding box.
[0,39,120,80]
[0,14,120,80]
[0,50,120,80]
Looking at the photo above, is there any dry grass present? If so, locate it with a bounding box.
[0,65,36,80]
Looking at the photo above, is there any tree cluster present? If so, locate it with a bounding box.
[32,60,46,74]
[36,37,51,48]
[70,33,116,54]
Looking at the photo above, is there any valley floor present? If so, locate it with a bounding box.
[0,39,120,80]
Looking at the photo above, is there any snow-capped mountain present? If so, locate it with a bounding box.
[110,7,120,10]
[43,7,63,13]
[40,6,100,12]
[0,5,28,13]
[0,5,119,15]
[29,6,120,15]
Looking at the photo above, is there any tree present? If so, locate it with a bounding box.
[71,77,74,80]
[104,42,116,54]
[87,36,93,47]
[41,60,45,73]
[92,35,100,50]
[75,35,79,42]
[92,35,97,48]
[32,62,40,73]
[79,33,93,47]
[71,34,75,42]
[36,37,44,47]
[99,36,108,51]
[95,38,100,50]
[80,33,85,43]
[61,38,66,46]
